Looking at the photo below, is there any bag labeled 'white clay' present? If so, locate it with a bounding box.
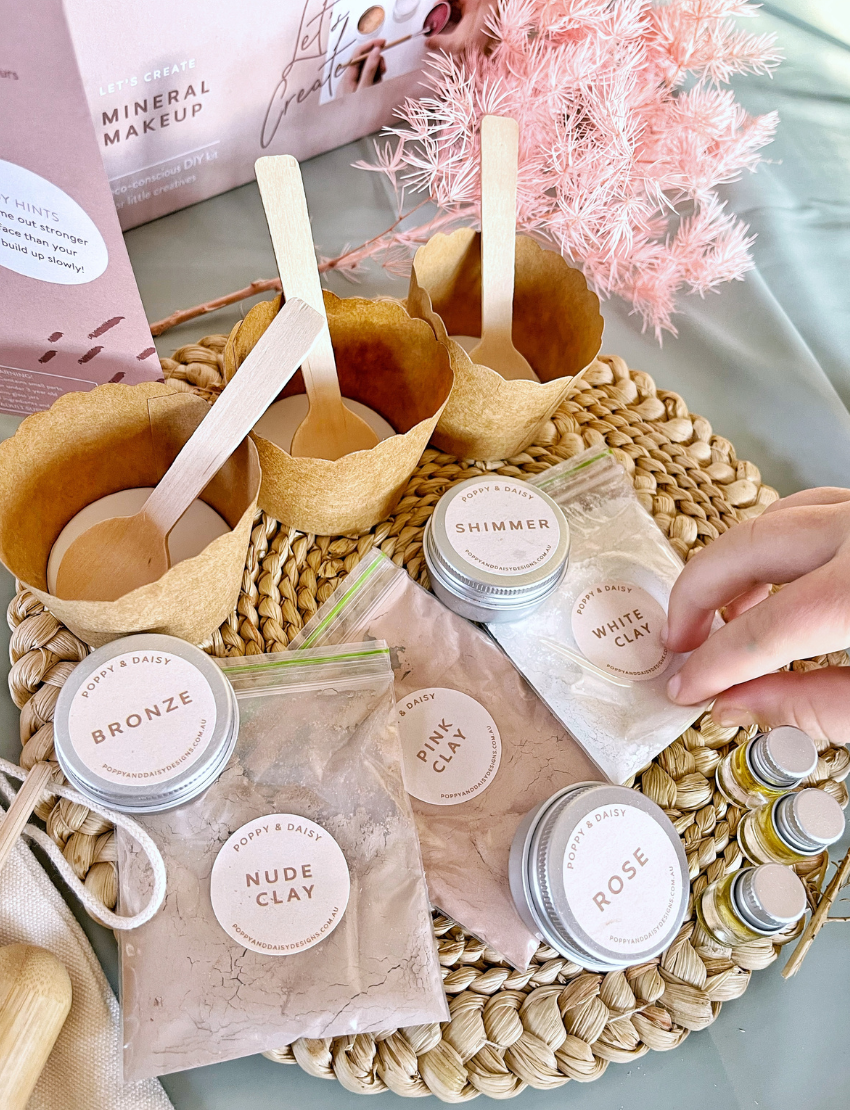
[490,447,712,783]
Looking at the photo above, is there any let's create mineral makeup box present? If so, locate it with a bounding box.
[63,0,444,229]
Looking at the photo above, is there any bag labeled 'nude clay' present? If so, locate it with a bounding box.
[290,551,601,969]
[118,643,446,1080]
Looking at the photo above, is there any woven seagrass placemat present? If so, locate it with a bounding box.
[8,344,850,1100]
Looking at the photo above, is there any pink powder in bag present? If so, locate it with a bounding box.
[291,551,602,969]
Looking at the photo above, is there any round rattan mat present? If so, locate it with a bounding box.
[8,342,850,1101]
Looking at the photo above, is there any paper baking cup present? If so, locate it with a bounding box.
[408,229,604,459]
[223,292,455,535]
[0,382,260,648]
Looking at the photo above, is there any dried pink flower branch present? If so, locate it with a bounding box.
[342,0,781,337]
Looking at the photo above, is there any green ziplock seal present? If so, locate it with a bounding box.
[222,647,388,676]
[299,554,386,649]
[535,447,611,489]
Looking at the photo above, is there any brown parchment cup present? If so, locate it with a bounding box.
[408,229,604,459]
[223,292,455,535]
[0,382,260,648]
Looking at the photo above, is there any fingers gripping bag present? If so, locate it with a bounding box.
[490,447,714,784]
[290,551,602,970]
[117,643,447,1080]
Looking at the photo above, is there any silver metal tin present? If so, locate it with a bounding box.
[733,864,807,934]
[748,727,818,789]
[510,782,689,970]
[773,788,845,853]
[54,634,238,813]
[424,476,570,622]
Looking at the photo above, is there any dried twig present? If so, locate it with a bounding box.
[148,200,439,339]
[782,842,850,978]
[149,278,282,337]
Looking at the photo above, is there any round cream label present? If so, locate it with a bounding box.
[397,688,501,806]
[571,580,671,682]
[67,650,217,785]
[564,804,682,956]
[444,480,561,576]
[0,160,109,285]
[210,814,350,955]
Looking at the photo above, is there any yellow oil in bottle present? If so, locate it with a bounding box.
[696,873,764,946]
[697,864,807,946]
[716,742,786,808]
[738,800,813,865]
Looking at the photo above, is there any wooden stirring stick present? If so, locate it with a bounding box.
[255,155,380,461]
[54,298,324,602]
[0,763,54,877]
[470,116,538,382]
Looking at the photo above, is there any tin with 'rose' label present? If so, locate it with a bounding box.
[53,633,238,813]
[509,782,689,970]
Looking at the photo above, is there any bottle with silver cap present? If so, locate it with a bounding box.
[716,726,818,809]
[423,475,571,622]
[738,787,845,866]
[696,863,807,947]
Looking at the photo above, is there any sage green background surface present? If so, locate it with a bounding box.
[1,1,849,1106]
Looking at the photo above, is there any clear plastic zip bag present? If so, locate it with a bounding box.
[290,551,601,969]
[118,642,446,1080]
[490,446,713,783]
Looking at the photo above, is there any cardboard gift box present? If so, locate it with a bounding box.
[0,0,159,416]
[64,0,448,229]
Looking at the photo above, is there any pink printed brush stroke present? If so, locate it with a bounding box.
[0,0,159,417]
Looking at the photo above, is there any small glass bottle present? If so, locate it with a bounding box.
[738,787,845,865]
[696,863,807,946]
[716,726,818,808]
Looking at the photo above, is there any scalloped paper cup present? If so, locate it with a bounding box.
[0,382,260,648]
[408,229,604,459]
[223,292,455,535]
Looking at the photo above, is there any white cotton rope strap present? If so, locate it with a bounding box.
[0,757,167,930]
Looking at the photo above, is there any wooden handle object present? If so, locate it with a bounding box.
[0,763,53,878]
[0,944,72,1110]
[142,296,323,536]
[255,157,343,433]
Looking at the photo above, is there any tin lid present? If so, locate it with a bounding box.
[733,864,807,933]
[749,727,818,789]
[773,788,845,852]
[426,476,570,608]
[54,633,238,813]
[525,783,689,967]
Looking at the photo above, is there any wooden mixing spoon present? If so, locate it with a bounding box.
[255,155,380,460]
[470,116,538,382]
[54,297,323,602]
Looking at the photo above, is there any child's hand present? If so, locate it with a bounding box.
[664,488,850,741]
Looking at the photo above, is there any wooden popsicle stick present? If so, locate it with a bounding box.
[140,297,322,536]
[0,763,54,877]
[470,116,538,382]
[255,155,379,460]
